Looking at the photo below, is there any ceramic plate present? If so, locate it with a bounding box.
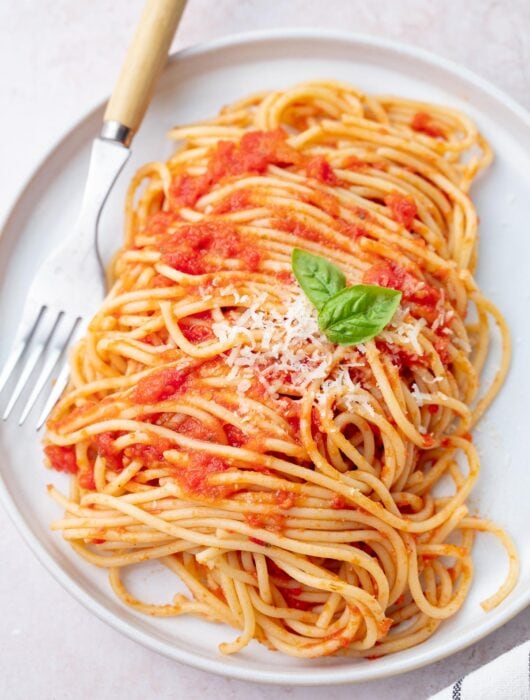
[1,30,529,684]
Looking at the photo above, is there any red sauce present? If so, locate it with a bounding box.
[276,217,326,245]
[376,340,430,370]
[363,260,440,310]
[178,311,215,344]
[132,366,190,404]
[223,424,248,447]
[44,445,77,474]
[249,536,266,546]
[279,586,313,611]
[344,155,366,169]
[267,559,290,582]
[411,111,446,139]
[211,189,250,215]
[78,468,96,490]
[245,512,285,532]
[125,437,173,466]
[275,489,295,509]
[93,431,124,471]
[422,434,436,448]
[146,210,180,235]
[169,129,299,208]
[338,221,366,240]
[150,274,174,288]
[305,155,339,185]
[169,174,209,208]
[384,192,418,229]
[433,334,451,364]
[176,453,231,499]
[428,404,439,414]
[276,270,295,285]
[176,416,217,442]
[331,495,347,509]
[214,129,300,177]
[160,221,261,275]
[305,189,340,218]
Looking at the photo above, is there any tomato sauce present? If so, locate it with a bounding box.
[146,210,180,235]
[223,424,248,447]
[175,453,231,499]
[44,445,77,474]
[275,217,326,245]
[169,129,299,209]
[338,221,366,240]
[384,192,417,229]
[125,437,173,466]
[363,260,440,311]
[375,340,430,370]
[433,334,451,364]
[211,189,251,215]
[245,512,285,532]
[178,311,215,344]
[267,559,290,582]
[93,431,124,471]
[305,155,339,185]
[305,189,340,218]
[411,112,446,139]
[160,221,261,275]
[176,415,217,442]
[132,366,190,404]
[278,586,313,611]
[78,467,96,490]
[276,270,295,285]
[422,434,436,448]
[331,495,347,509]
[275,489,295,509]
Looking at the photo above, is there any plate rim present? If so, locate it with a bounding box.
[1,28,529,685]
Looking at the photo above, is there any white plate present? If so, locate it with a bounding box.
[1,29,529,685]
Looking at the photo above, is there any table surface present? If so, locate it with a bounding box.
[1,1,529,698]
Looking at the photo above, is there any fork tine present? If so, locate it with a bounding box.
[0,306,46,395]
[18,347,62,426]
[0,341,27,396]
[19,316,80,426]
[2,311,62,420]
[36,361,71,431]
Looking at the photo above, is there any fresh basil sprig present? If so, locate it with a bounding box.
[291,249,402,346]
[318,284,402,345]
[291,248,346,310]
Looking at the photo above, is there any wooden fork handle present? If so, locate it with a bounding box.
[103,0,187,143]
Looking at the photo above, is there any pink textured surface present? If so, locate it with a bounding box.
[1,2,529,698]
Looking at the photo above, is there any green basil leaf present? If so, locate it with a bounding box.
[291,248,346,310]
[318,284,402,346]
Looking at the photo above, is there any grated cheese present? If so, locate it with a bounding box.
[380,306,426,355]
[212,289,336,395]
[319,366,375,417]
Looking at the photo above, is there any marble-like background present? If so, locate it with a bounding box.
[1,1,529,698]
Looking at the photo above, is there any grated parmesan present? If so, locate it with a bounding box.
[212,289,336,395]
[319,366,375,417]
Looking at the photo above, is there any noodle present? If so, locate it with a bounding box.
[43,80,517,659]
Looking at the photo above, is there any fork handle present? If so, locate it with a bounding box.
[102,0,187,145]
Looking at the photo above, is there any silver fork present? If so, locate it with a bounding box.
[0,0,186,429]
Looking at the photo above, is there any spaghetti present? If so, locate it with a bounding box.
[44,81,518,658]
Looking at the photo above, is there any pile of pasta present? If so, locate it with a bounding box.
[44,81,517,658]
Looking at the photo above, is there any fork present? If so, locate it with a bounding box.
[0,0,186,429]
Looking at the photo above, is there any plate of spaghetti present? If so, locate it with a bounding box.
[0,30,529,684]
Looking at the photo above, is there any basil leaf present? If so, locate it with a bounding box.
[291,248,346,310]
[318,284,402,346]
